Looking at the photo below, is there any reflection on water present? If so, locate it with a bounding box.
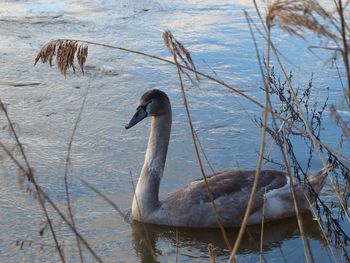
[131,212,324,262]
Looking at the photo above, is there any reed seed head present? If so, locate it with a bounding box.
[265,0,337,40]
[34,40,88,76]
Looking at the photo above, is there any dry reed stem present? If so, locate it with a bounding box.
[282,127,314,263]
[330,105,350,143]
[80,179,129,222]
[0,99,103,262]
[0,100,66,263]
[208,243,216,263]
[229,20,272,263]
[64,85,91,263]
[163,31,199,82]
[162,31,232,251]
[1,147,105,261]
[304,194,339,263]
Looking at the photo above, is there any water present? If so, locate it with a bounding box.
[0,0,349,262]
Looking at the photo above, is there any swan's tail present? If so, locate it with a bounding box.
[307,162,334,194]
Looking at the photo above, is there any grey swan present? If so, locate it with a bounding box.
[125,89,330,228]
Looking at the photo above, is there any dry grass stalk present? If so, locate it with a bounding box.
[162,30,232,251]
[34,40,88,76]
[281,127,314,263]
[80,179,129,222]
[0,99,66,262]
[163,30,199,82]
[208,243,217,263]
[229,17,272,262]
[63,85,91,263]
[304,194,339,263]
[0,99,102,262]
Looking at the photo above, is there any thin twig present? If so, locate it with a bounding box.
[63,84,90,263]
[282,127,314,263]
[0,100,103,262]
[208,243,216,263]
[0,99,66,263]
[229,17,272,263]
[172,44,232,251]
[304,194,339,263]
[80,179,129,223]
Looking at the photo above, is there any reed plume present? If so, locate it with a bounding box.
[163,30,199,82]
[266,0,336,40]
[34,40,88,76]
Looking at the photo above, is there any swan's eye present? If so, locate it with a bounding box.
[149,100,153,104]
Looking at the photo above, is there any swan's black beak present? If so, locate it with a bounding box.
[125,106,148,129]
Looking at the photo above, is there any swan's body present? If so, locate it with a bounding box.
[126,89,329,228]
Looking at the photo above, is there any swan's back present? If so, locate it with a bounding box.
[167,170,286,202]
[156,170,289,227]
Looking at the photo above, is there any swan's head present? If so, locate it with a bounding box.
[125,89,170,129]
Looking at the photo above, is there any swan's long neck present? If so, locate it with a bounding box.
[132,111,172,220]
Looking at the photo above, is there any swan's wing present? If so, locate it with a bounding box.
[162,170,288,227]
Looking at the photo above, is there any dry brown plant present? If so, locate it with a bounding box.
[162,30,232,251]
[34,40,88,76]
[163,30,199,83]
[208,243,217,263]
[266,0,350,144]
[265,0,337,40]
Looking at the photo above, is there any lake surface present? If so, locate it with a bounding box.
[0,0,349,262]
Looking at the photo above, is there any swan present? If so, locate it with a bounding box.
[125,89,329,228]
